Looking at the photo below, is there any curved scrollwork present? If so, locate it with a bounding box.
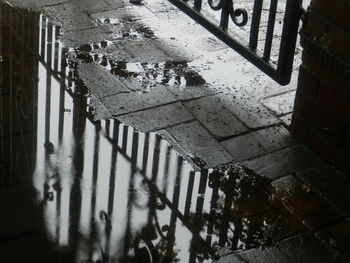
[230,8,248,27]
[208,0,248,27]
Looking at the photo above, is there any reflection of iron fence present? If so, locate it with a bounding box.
[34,14,265,263]
[167,0,303,85]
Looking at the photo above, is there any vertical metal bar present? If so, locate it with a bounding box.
[206,181,219,246]
[184,171,195,219]
[193,0,202,12]
[121,125,128,152]
[162,145,171,194]
[249,0,264,49]
[88,122,101,259]
[105,119,110,137]
[142,133,150,172]
[219,193,233,246]
[151,135,161,181]
[220,0,230,31]
[70,84,87,256]
[105,120,119,257]
[58,50,66,143]
[277,0,303,84]
[44,25,52,146]
[166,156,183,259]
[53,26,60,72]
[263,0,278,60]
[123,129,139,257]
[41,17,46,59]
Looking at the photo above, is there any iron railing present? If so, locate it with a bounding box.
[167,0,303,85]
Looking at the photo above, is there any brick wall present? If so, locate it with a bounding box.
[291,0,350,174]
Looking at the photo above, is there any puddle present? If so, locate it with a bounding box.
[70,45,206,90]
[1,4,305,263]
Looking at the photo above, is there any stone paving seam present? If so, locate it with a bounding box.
[106,100,183,117]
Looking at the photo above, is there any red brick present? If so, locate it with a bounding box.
[293,94,347,147]
[329,28,350,62]
[319,82,350,124]
[298,65,321,100]
[305,12,330,39]
[311,0,350,32]
[302,53,350,91]
[310,0,333,18]
[333,0,350,32]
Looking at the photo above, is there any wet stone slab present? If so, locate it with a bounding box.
[296,165,350,215]
[262,91,296,116]
[101,84,177,116]
[218,232,339,263]
[99,38,192,63]
[78,61,131,98]
[163,121,233,168]
[315,221,350,262]
[184,95,248,139]
[221,125,296,161]
[271,175,344,229]
[43,2,96,32]
[217,91,281,129]
[244,145,322,181]
[117,102,195,132]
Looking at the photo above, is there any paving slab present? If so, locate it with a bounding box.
[117,102,194,132]
[43,2,96,32]
[78,62,130,99]
[168,84,223,101]
[71,0,111,14]
[101,84,177,116]
[217,91,281,129]
[272,175,344,229]
[296,166,350,215]
[91,4,154,20]
[279,113,293,126]
[221,125,296,161]
[235,246,295,263]
[275,232,338,263]
[4,0,67,9]
[244,145,322,181]
[62,26,112,46]
[315,221,350,262]
[262,91,296,116]
[184,95,248,139]
[99,38,192,63]
[260,207,308,242]
[163,121,233,167]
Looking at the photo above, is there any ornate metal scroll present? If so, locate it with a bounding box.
[167,0,304,85]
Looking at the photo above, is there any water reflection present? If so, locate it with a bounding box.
[1,4,302,263]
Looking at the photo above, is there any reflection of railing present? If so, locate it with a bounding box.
[167,0,303,85]
[34,14,275,263]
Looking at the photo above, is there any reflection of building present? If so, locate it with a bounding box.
[0,3,39,186]
[0,4,60,262]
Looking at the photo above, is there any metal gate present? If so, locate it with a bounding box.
[167,0,303,85]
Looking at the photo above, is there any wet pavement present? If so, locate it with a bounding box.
[1,1,350,263]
